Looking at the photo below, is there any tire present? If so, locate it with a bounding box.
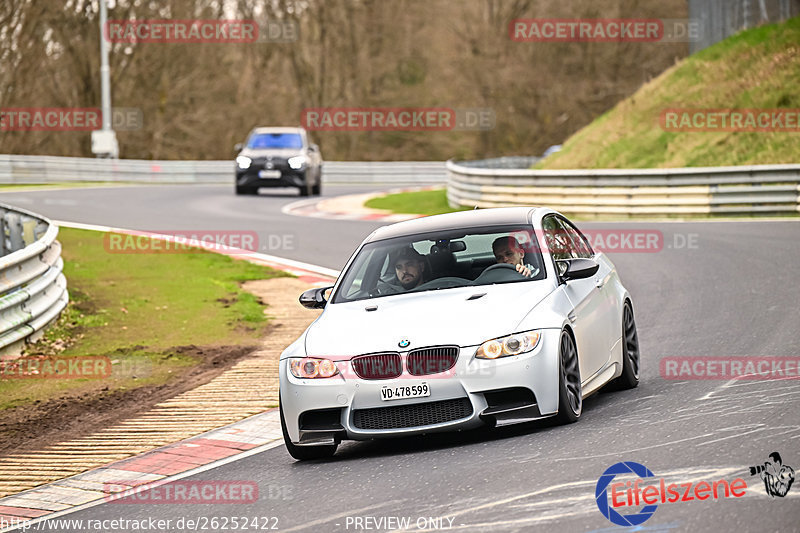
[609,301,640,390]
[554,329,582,424]
[298,183,310,197]
[311,181,321,196]
[236,185,256,195]
[279,402,337,461]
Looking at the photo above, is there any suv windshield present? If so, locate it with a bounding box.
[246,132,303,149]
[332,225,545,304]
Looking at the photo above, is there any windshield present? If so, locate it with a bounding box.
[332,225,545,304]
[246,132,303,149]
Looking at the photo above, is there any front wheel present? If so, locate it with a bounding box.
[280,402,337,461]
[553,330,582,424]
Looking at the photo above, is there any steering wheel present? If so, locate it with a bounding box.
[481,263,519,274]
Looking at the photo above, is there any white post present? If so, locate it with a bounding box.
[92,0,119,158]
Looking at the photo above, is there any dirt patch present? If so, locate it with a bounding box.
[0,343,258,456]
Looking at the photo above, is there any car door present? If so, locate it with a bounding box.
[543,215,606,381]
[560,217,618,370]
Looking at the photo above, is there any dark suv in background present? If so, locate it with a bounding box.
[234,127,323,196]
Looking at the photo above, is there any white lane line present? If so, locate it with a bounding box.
[52,219,341,278]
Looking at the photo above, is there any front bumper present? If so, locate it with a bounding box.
[236,165,308,189]
[279,329,562,445]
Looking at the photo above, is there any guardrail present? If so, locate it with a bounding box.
[447,160,800,216]
[0,155,446,185]
[0,204,68,355]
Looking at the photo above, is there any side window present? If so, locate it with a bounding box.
[542,216,573,261]
[558,218,593,259]
[343,250,374,298]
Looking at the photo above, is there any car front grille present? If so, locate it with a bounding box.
[406,346,459,376]
[352,353,402,380]
[352,398,473,430]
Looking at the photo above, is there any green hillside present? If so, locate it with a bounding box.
[539,17,800,169]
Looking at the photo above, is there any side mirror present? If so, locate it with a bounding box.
[309,143,319,152]
[234,143,243,152]
[299,286,333,309]
[557,258,599,281]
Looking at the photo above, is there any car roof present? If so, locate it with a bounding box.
[250,127,306,135]
[366,207,545,242]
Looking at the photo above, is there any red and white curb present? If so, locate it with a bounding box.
[282,187,437,222]
[0,409,284,531]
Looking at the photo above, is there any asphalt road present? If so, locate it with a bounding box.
[2,184,799,533]
[1,184,385,270]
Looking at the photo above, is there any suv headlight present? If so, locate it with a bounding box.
[475,331,541,359]
[289,357,340,378]
[288,155,308,170]
[236,155,252,169]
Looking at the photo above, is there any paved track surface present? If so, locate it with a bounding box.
[2,184,799,532]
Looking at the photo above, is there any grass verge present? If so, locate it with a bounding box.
[0,227,290,411]
[364,189,469,216]
[538,17,800,169]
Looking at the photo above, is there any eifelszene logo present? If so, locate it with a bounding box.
[595,461,748,526]
[749,452,795,498]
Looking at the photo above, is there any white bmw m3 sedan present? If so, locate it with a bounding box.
[279,207,640,460]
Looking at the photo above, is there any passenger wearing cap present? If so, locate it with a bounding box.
[394,247,426,290]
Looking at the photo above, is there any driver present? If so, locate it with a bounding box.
[393,247,426,290]
[492,236,538,277]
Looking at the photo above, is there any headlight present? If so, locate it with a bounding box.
[288,155,307,170]
[475,331,541,359]
[236,155,252,169]
[289,357,340,378]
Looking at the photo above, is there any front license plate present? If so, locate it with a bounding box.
[258,170,281,179]
[381,382,430,401]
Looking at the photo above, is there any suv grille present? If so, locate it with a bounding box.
[352,398,473,430]
[352,353,402,380]
[407,346,459,376]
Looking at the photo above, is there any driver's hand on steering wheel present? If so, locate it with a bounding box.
[516,263,534,278]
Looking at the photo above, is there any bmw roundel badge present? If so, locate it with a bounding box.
[398,339,410,348]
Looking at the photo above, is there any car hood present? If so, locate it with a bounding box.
[239,148,304,158]
[302,282,554,357]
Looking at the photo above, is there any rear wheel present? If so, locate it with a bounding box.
[554,330,582,424]
[280,402,337,461]
[609,301,640,390]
